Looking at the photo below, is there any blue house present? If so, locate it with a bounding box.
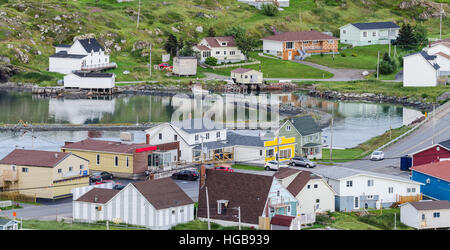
[411,161,450,201]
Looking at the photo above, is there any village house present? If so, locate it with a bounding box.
[73,177,195,229]
[277,115,323,159]
[339,22,400,46]
[172,56,197,76]
[400,200,450,229]
[409,139,450,167]
[192,36,246,64]
[230,68,263,85]
[403,51,446,87]
[63,71,116,92]
[262,31,339,60]
[61,138,180,179]
[0,149,89,200]
[411,160,450,201]
[312,167,423,211]
[275,168,336,215]
[197,168,303,230]
[423,38,450,56]
[49,38,116,74]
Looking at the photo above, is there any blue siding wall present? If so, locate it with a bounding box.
[335,196,354,211]
[412,171,450,200]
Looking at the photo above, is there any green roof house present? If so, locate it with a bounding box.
[277,116,323,159]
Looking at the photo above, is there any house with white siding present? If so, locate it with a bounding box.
[339,22,400,46]
[311,167,422,211]
[400,200,450,229]
[192,36,246,64]
[403,51,444,87]
[73,177,194,229]
[64,71,115,92]
[49,38,116,74]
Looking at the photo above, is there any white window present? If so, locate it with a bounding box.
[346,180,353,187]
[307,185,311,189]
[286,42,293,49]
[286,125,291,131]
[433,212,440,218]
[314,184,318,188]
[216,131,220,138]
[206,133,210,140]
[287,206,291,213]
[354,197,359,209]
[221,42,226,46]
[216,51,220,55]
[260,150,263,156]
[230,51,235,55]
[316,199,320,203]
[367,180,374,187]
[224,51,226,55]
[22,168,29,173]
[279,149,291,159]
[217,200,227,214]
[11,165,16,171]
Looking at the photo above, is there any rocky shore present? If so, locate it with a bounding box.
[307,89,434,111]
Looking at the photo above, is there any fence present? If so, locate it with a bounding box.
[0,200,12,208]
[396,194,422,205]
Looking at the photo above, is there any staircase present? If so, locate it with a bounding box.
[296,49,310,61]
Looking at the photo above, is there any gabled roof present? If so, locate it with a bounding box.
[170,118,224,134]
[290,115,322,136]
[404,51,440,71]
[77,38,104,53]
[0,149,72,168]
[412,161,450,182]
[274,167,301,179]
[193,131,265,151]
[132,178,194,209]
[407,200,450,211]
[436,52,450,60]
[431,38,450,46]
[62,139,150,154]
[439,139,450,150]
[195,45,211,51]
[203,36,236,47]
[350,22,399,30]
[286,171,311,196]
[75,188,120,204]
[198,169,274,225]
[261,31,338,42]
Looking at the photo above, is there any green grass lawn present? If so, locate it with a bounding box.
[306,80,450,103]
[198,52,334,79]
[170,219,255,230]
[232,164,265,171]
[12,219,145,230]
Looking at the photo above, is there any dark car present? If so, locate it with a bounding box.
[90,171,114,182]
[172,170,199,181]
[289,157,316,168]
[113,183,126,190]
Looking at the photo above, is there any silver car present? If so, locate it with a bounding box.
[290,157,316,168]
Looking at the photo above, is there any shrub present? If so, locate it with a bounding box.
[261,4,279,16]
[320,52,324,57]
[341,52,346,57]
[351,53,358,57]
[205,56,217,66]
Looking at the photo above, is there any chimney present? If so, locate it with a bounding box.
[146,134,150,145]
[94,195,98,203]
[54,153,58,158]
[200,165,206,188]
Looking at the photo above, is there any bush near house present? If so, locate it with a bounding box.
[204,56,218,66]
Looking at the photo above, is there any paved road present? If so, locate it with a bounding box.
[335,104,450,178]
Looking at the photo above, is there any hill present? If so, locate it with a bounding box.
[0,0,448,83]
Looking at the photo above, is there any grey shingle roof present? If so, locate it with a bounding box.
[171,118,224,134]
[439,139,450,150]
[78,38,104,53]
[73,71,114,78]
[49,51,86,58]
[407,200,450,211]
[351,22,399,30]
[193,131,265,150]
[291,116,322,136]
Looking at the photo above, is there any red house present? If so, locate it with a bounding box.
[410,139,450,167]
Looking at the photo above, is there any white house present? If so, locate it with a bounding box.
[64,71,115,91]
[423,38,450,56]
[275,168,335,215]
[403,51,445,87]
[339,22,400,46]
[49,38,116,74]
[400,200,450,229]
[311,167,422,211]
[73,177,195,229]
[193,36,246,64]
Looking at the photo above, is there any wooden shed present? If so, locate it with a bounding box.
[173,56,197,76]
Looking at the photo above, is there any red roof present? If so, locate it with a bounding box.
[203,36,236,47]
[270,214,295,227]
[195,45,211,51]
[262,31,338,42]
[431,38,450,45]
[0,149,72,168]
[412,161,450,182]
[62,139,149,154]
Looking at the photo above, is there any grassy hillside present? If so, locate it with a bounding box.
[0,0,448,83]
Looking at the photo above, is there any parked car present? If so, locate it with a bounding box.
[172,170,199,181]
[90,171,114,182]
[158,63,173,70]
[370,151,385,161]
[290,157,316,168]
[213,166,234,172]
[264,161,289,171]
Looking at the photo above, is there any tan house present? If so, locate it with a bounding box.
[231,68,263,85]
[262,31,339,60]
[61,139,180,179]
[0,149,90,199]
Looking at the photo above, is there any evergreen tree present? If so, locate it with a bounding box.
[207,27,216,37]
[163,34,178,57]
[396,24,417,50]
[379,52,397,74]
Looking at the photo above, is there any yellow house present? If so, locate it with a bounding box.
[0,149,89,200]
[264,136,296,162]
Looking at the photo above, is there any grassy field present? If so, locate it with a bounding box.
[170,219,255,230]
[311,209,412,230]
[13,219,145,230]
[198,52,334,79]
[304,80,450,103]
[319,125,413,163]
[232,164,265,171]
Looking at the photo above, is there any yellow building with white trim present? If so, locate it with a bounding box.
[264,136,296,162]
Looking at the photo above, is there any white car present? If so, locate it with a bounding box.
[370,151,384,161]
[264,161,289,171]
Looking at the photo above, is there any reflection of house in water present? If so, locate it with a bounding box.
[48,97,116,124]
[402,108,423,126]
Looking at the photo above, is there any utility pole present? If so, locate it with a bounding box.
[136,0,141,29]
[31,128,34,149]
[330,104,334,162]
[206,186,210,230]
[276,130,280,171]
[394,213,397,230]
[376,51,380,80]
[149,42,152,79]
[440,3,443,40]
[389,42,391,58]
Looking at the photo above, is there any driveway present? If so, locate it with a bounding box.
[292,60,373,81]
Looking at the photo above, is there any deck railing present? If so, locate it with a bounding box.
[81,62,117,71]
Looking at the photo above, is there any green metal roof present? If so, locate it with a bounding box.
[291,116,322,136]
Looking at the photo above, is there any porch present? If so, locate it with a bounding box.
[81,62,117,71]
[302,143,322,160]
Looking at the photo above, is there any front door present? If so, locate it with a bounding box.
[288,51,292,60]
